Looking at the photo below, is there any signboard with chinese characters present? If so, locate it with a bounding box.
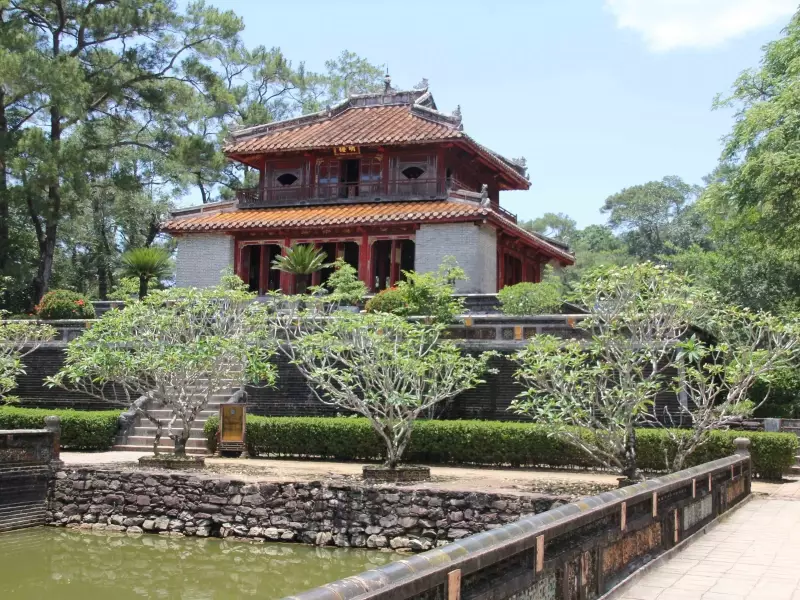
[219,403,246,456]
[333,145,360,156]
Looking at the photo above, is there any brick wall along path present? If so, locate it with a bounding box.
[618,497,800,600]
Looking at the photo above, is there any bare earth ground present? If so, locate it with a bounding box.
[60,451,796,498]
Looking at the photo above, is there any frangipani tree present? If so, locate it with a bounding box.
[263,307,493,469]
[652,306,800,471]
[511,263,703,483]
[0,308,56,401]
[49,284,276,456]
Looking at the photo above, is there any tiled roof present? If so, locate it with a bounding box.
[224,105,463,154]
[163,200,488,232]
[163,200,574,264]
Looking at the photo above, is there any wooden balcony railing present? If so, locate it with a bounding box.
[236,177,450,208]
[234,177,517,223]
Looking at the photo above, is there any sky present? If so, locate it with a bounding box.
[201,0,797,227]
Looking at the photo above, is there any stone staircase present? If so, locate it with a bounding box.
[113,381,240,456]
[0,501,47,533]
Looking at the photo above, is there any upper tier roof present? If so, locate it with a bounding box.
[224,88,530,190]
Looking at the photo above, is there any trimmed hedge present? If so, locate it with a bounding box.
[0,406,120,451]
[204,416,797,479]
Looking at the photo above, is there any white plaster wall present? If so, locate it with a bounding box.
[414,222,497,293]
[174,234,235,288]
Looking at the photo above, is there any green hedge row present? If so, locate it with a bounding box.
[0,406,121,451]
[205,416,797,479]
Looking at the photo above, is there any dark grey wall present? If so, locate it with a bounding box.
[13,348,683,423]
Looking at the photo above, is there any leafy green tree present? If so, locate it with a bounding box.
[601,176,703,260]
[281,311,493,469]
[713,8,800,244]
[49,284,276,456]
[521,212,577,245]
[5,0,244,305]
[120,247,173,299]
[511,264,703,483]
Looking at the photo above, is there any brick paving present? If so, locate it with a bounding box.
[619,495,800,600]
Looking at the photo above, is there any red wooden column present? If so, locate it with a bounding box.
[239,244,250,285]
[279,237,292,293]
[389,239,400,286]
[436,146,446,193]
[358,232,372,291]
[258,245,269,295]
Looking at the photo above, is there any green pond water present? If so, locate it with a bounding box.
[0,527,399,599]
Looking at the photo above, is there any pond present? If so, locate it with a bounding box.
[0,527,398,599]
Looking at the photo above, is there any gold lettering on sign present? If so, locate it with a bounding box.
[447,569,461,600]
[333,145,360,156]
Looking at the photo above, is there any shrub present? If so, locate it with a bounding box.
[365,287,406,314]
[107,277,140,301]
[324,259,368,305]
[365,258,466,323]
[498,266,563,315]
[0,406,120,450]
[36,290,96,320]
[203,416,797,479]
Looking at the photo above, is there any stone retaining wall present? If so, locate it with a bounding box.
[285,445,752,600]
[47,469,565,552]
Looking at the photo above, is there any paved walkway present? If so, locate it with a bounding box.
[619,497,800,600]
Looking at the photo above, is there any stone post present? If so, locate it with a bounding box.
[733,437,751,496]
[733,437,751,456]
[44,415,64,470]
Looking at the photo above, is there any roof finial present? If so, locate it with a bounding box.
[452,104,463,130]
[384,69,392,94]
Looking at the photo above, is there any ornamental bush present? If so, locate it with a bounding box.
[498,266,564,315]
[36,290,96,320]
[364,287,406,314]
[0,406,120,450]
[203,416,797,480]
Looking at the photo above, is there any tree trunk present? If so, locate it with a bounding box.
[30,104,62,305]
[173,435,187,457]
[0,91,9,304]
[619,426,642,486]
[138,276,148,299]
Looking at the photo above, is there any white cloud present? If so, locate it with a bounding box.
[605,0,797,52]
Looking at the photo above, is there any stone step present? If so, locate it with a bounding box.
[112,444,207,456]
[142,409,219,420]
[0,517,46,533]
[123,436,207,448]
[0,503,45,518]
[131,426,206,436]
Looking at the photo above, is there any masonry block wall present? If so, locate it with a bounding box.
[175,234,234,288]
[415,223,497,293]
[13,348,683,421]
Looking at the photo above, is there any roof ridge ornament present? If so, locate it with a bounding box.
[452,105,463,130]
[384,71,393,94]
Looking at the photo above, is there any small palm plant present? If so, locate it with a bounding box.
[121,247,172,299]
[272,244,330,293]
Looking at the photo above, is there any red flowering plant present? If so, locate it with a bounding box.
[35,290,96,320]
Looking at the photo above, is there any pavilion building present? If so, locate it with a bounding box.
[163,84,574,294]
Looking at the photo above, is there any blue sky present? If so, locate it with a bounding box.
[204,0,796,227]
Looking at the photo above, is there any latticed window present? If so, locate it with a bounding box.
[360,157,382,183]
